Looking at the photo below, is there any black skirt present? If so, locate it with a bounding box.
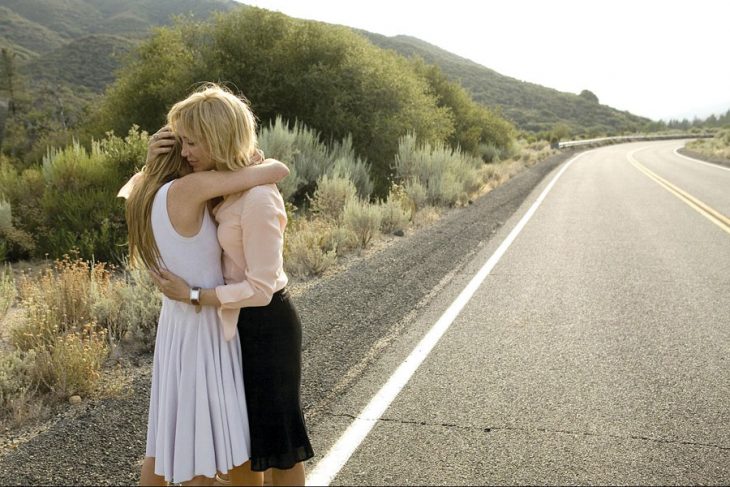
[236,288,314,471]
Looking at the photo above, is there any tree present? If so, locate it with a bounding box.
[0,48,17,116]
[92,8,488,194]
[579,89,599,104]
[411,58,514,157]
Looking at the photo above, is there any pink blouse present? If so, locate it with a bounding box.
[213,184,289,341]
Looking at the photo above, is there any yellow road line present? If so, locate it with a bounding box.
[628,151,730,235]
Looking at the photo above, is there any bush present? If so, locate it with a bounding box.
[284,219,338,277]
[310,174,357,221]
[0,349,37,423]
[0,264,15,319]
[1,253,165,411]
[1,129,146,263]
[401,179,427,212]
[379,193,411,235]
[343,199,382,248]
[259,116,373,203]
[0,252,162,419]
[479,143,501,163]
[114,264,161,350]
[32,326,108,399]
[0,198,10,233]
[394,133,484,207]
[686,129,730,160]
[39,137,132,262]
[93,7,459,194]
[12,255,101,345]
[328,135,374,199]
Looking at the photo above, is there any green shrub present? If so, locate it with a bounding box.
[93,7,460,194]
[319,225,359,256]
[329,135,374,199]
[0,349,37,422]
[403,179,428,211]
[343,199,382,248]
[379,195,411,235]
[39,138,130,262]
[479,143,501,163]
[284,220,338,277]
[114,264,161,351]
[1,129,146,263]
[310,174,357,222]
[394,133,484,207]
[259,116,373,203]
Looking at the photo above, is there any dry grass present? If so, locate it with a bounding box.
[1,253,160,426]
[0,265,15,321]
[686,130,730,160]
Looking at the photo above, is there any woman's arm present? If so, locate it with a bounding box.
[149,269,221,306]
[148,125,290,204]
[150,187,286,309]
[214,187,286,309]
[172,160,289,204]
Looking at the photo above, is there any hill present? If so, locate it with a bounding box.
[0,0,238,43]
[0,0,651,141]
[0,5,65,59]
[0,0,241,92]
[361,33,652,134]
[24,34,136,92]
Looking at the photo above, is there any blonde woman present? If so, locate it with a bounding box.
[150,84,314,486]
[122,128,289,485]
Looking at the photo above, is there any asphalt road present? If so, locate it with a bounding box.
[307,141,730,485]
[1,142,727,486]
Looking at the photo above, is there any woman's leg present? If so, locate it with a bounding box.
[182,475,214,486]
[140,457,166,486]
[228,461,264,486]
[270,462,305,487]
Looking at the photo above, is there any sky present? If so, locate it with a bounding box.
[237,0,730,122]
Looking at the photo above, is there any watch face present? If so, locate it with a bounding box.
[190,287,201,305]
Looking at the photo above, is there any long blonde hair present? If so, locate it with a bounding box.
[167,83,259,171]
[125,138,189,270]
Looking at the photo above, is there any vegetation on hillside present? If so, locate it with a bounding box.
[361,33,654,137]
[24,34,135,91]
[91,7,514,194]
[0,0,240,162]
[0,0,238,41]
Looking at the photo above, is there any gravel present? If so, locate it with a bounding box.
[0,151,574,486]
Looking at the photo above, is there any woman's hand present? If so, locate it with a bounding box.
[147,126,176,164]
[149,268,192,303]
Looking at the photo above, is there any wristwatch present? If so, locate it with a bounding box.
[189,286,201,306]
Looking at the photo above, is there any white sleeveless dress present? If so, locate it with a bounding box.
[145,181,251,483]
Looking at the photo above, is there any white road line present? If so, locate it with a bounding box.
[305,151,589,486]
[673,147,730,172]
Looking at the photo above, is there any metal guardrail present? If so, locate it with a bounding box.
[556,133,714,149]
